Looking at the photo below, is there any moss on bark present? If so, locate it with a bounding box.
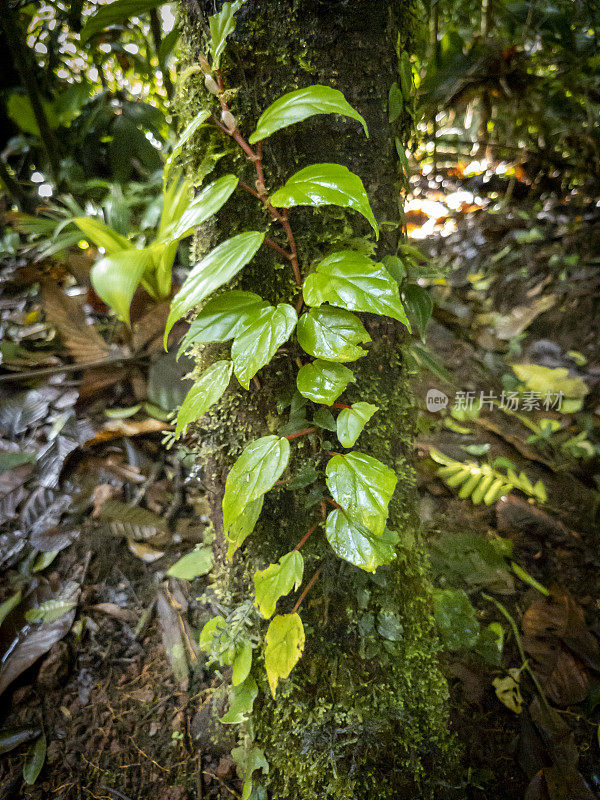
[176,1,457,797]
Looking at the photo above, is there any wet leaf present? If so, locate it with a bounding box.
[231,303,297,389]
[325,509,398,572]
[224,496,263,560]
[296,306,371,362]
[264,613,304,698]
[336,402,378,448]
[296,360,354,405]
[250,84,368,144]
[270,164,378,238]
[178,291,268,356]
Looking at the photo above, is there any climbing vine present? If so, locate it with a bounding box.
[166,3,414,796]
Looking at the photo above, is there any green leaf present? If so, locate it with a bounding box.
[313,407,336,432]
[264,613,304,698]
[22,734,46,785]
[388,82,403,123]
[399,51,412,96]
[199,616,226,652]
[433,588,481,651]
[178,291,268,357]
[174,360,233,437]
[165,231,265,345]
[0,590,21,628]
[224,496,263,560]
[91,248,155,325]
[72,217,130,254]
[270,164,378,239]
[253,551,304,619]
[336,402,378,447]
[232,304,297,389]
[249,84,368,144]
[512,364,589,399]
[221,675,258,724]
[222,436,290,528]
[80,0,165,43]
[25,600,77,624]
[209,0,246,68]
[296,306,371,362]
[402,284,432,339]
[160,175,238,242]
[325,509,398,572]
[296,360,354,405]
[165,109,211,179]
[167,545,213,580]
[232,641,253,686]
[303,251,410,328]
[326,452,397,536]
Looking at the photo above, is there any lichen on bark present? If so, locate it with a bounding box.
[175,1,457,797]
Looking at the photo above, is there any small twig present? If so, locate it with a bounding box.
[294,521,320,551]
[0,354,145,383]
[285,427,316,441]
[292,567,322,613]
[264,237,293,260]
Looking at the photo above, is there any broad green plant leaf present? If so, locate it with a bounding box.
[232,642,253,686]
[325,509,398,572]
[167,545,213,579]
[0,590,21,628]
[296,360,354,405]
[402,284,433,340]
[336,402,378,447]
[296,306,371,362]
[512,364,589,399]
[270,164,378,238]
[253,551,304,619]
[326,452,397,535]
[224,496,263,560]
[222,436,290,527]
[433,588,481,651]
[178,291,269,357]
[174,360,233,437]
[209,0,246,68]
[232,303,297,389]
[165,231,265,345]
[25,599,77,624]
[91,248,155,325]
[221,675,257,724]
[73,217,130,254]
[264,613,304,698]
[249,85,368,144]
[23,734,46,785]
[160,175,238,242]
[303,251,410,328]
[79,0,165,43]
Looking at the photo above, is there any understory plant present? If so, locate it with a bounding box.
[164,2,445,797]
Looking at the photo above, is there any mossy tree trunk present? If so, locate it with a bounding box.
[177,1,455,797]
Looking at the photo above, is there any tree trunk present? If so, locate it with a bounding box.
[176,2,456,797]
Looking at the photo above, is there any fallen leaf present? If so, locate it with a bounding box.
[89,418,170,444]
[42,279,110,363]
[493,668,524,713]
[127,540,164,562]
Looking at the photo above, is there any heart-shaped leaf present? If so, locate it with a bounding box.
[336,401,378,447]
[167,545,214,579]
[177,291,268,358]
[296,360,354,405]
[296,306,371,362]
[209,0,245,68]
[254,551,304,619]
[326,451,397,536]
[174,360,233,437]
[224,496,263,560]
[264,613,304,698]
[91,247,155,325]
[165,231,265,345]
[222,436,290,527]
[303,250,410,328]
[325,509,398,572]
[159,175,238,243]
[270,164,378,238]
[232,303,297,389]
[249,84,368,144]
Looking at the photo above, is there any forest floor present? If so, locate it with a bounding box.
[0,163,599,800]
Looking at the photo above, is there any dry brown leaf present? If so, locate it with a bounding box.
[41,279,110,363]
[87,418,171,444]
[127,539,164,562]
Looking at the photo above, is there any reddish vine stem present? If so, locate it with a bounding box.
[294,521,320,551]
[325,496,342,509]
[331,403,351,410]
[264,237,293,260]
[285,427,316,441]
[214,90,303,288]
[292,567,322,613]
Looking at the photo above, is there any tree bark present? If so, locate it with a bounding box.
[177,2,456,797]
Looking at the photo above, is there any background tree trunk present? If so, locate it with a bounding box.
[177,1,456,797]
